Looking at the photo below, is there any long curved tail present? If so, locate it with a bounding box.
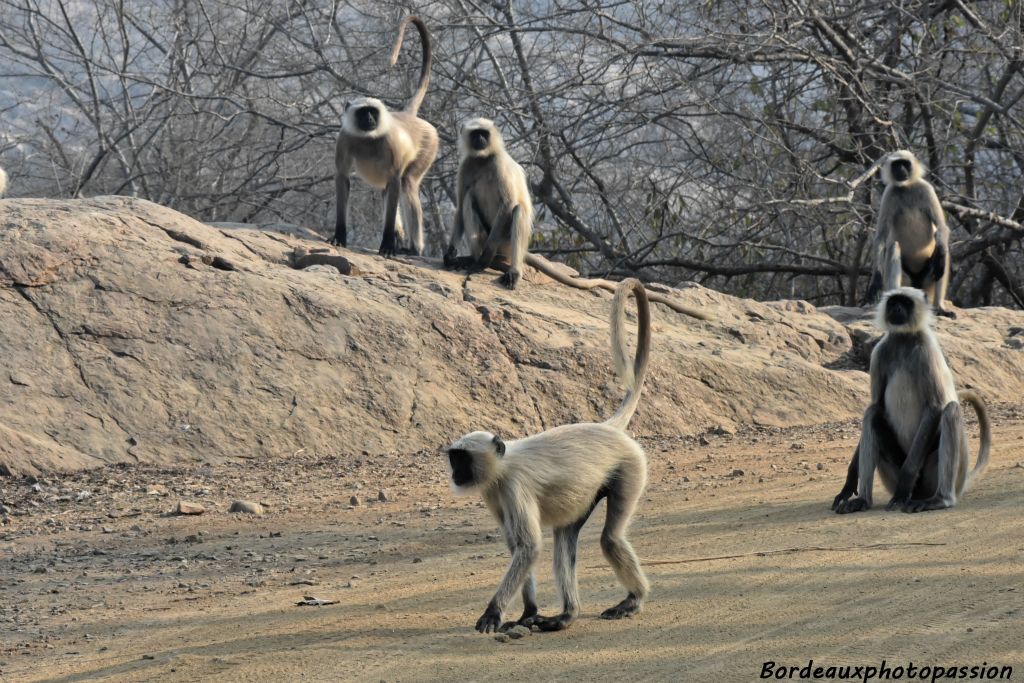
[960,390,991,491]
[390,16,432,116]
[605,279,652,431]
[523,253,710,321]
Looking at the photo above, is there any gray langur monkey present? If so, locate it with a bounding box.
[445,279,652,633]
[833,288,991,514]
[444,117,531,289]
[442,118,709,320]
[332,16,439,257]
[864,150,955,318]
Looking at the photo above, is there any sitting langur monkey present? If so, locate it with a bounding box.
[443,118,709,320]
[444,117,531,289]
[864,150,955,318]
[445,279,652,632]
[833,288,991,514]
[332,16,439,257]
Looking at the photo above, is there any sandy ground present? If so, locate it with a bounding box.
[2,408,1022,683]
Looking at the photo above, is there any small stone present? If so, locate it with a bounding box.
[790,442,805,450]
[699,436,710,446]
[412,557,423,564]
[229,500,263,515]
[349,496,360,506]
[378,489,391,502]
[816,463,825,470]
[731,469,744,477]
[507,625,530,639]
[175,501,205,515]
[102,526,114,534]
[494,633,511,643]
[967,627,974,633]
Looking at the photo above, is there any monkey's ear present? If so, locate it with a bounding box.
[492,435,505,457]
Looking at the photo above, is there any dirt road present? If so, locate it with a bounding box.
[2,411,1022,682]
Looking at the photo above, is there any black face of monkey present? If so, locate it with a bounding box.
[469,129,490,151]
[355,106,379,132]
[448,448,476,486]
[890,159,911,182]
[885,293,914,327]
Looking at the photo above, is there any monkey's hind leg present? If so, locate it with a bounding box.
[836,404,904,514]
[902,402,966,512]
[399,177,425,256]
[598,479,649,620]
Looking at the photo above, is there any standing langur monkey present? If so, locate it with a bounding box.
[443,118,710,320]
[332,16,439,257]
[445,279,652,633]
[864,150,955,318]
[833,288,991,514]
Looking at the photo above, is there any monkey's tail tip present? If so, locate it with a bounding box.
[960,390,991,488]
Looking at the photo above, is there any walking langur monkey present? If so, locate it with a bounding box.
[833,288,991,514]
[445,279,652,633]
[864,150,955,318]
[332,16,439,257]
[443,118,709,320]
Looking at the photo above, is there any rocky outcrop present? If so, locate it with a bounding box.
[1,196,1021,475]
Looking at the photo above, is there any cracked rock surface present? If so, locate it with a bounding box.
[1,196,1023,475]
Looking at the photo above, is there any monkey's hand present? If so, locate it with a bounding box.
[443,245,458,268]
[862,271,882,306]
[831,488,856,511]
[329,232,347,248]
[931,242,946,281]
[378,231,398,258]
[885,493,911,511]
[475,603,503,633]
[499,269,521,290]
[835,497,870,514]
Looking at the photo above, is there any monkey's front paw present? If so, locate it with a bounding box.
[378,238,398,258]
[329,234,347,247]
[831,490,855,511]
[500,270,521,290]
[935,308,957,319]
[902,496,949,513]
[835,497,870,514]
[475,605,502,634]
[443,248,458,268]
[885,494,911,511]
